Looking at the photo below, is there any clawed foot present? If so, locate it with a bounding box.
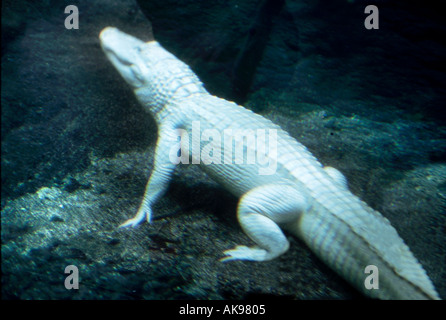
[119,206,152,228]
[220,245,268,262]
[119,217,144,228]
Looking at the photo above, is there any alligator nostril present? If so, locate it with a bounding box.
[99,26,115,38]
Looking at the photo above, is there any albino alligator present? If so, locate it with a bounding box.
[99,27,440,299]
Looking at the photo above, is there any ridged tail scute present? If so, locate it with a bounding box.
[293,186,440,300]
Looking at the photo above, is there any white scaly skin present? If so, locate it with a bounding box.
[99,27,440,299]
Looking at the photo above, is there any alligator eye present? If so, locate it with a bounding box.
[130,65,144,83]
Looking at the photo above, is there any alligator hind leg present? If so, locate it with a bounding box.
[221,184,308,262]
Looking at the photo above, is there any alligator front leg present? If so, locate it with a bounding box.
[120,124,181,228]
[221,184,308,262]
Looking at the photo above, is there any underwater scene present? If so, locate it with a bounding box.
[1,0,445,301]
